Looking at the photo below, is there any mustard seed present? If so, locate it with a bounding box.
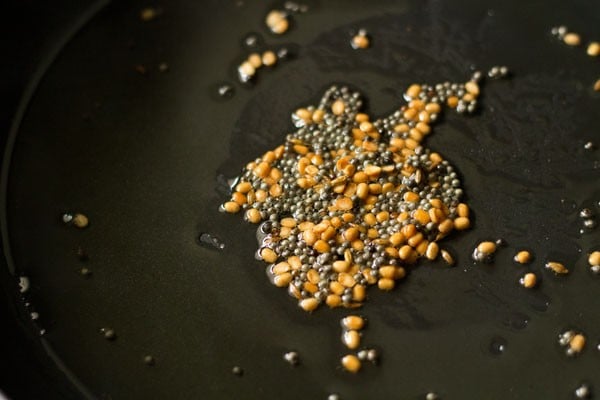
[248,53,262,69]
[351,31,370,49]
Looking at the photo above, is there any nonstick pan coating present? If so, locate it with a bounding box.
[1,0,599,399]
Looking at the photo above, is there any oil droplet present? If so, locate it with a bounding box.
[243,33,262,48]
[504,312,529,330]
[489,336,507,355]
[39,329,46,336]
[198,233,225,250]
[232,365,243,376]
[143,355,155,366]
[101,328,117,341]
[218,84,235,98]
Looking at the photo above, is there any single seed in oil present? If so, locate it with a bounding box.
[143,355,155,366]
[283,351,300,366]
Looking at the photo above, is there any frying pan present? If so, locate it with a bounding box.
[1,0,599,398]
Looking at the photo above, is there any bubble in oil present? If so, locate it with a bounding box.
[489,336,507,355]
[198,233,225,250]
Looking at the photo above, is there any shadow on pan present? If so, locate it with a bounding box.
[1,0,599,399]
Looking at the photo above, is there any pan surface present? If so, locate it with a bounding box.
[1,0,599,399]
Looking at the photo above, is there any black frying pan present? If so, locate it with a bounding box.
[1,0,599,399]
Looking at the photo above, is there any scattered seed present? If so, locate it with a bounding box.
[514,250,532,264]
[262,51,277,67]
[351,30,370,49]
[563,32,581,46]
[238,61,256,82]
[80,267,92,277]
[425,393,439,400]
[589,251,600,273]
[158,62,169,73]
[545,261,568,274]
[342,330,361,349]
[519,273,537,288]
[328,394,341,400]
[265,10,289,35]
[283,351,300,366]
[472,241,497,262]
[594,79,600,92]
[587,42,600,56]
[441,249,455,266]
[341,315,365,331]
[341,354,361,373]
[73,213,89,228]
[559,330,586,356]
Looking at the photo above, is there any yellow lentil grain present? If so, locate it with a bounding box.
[341,354,361,373]
[589,251,600,266]
[416,121,431,134]
[454,217,470,230]
[311,109,324,123]
[378,278,395,291]
[313,239,330,253]
[395,266,406,279]
[338,273,356,288]
[465,81,480,96]
[352,34,370,49]
[303,282,318,294]
[438,219,454,234]
[447,96,459,108]
[563,32,581,46]
[425,242,439,260]
[262,50,277,67]
[336,196,353,210]
[545,261,569,274]
[299,298,319,312]
[280,217,296,228]
[587,41,600,56]
[330,281,345,295]
[378,266,396,279]
[332,99,345,115]
[477,241,497,255]
[295,108,312,121]
[235,181,252,193]
[238,61,255,79]
[413,209,430,225]
[248,53,262,69]
[342,315,365,330]
[288,256,302,270]
[457,203,469,218]
[254,161,271,178]
[389,232,405,246]
[342,330,361,349]
[73,213,89,228]
[269,184,282,197]
[569,334,586,353]
[260,248,278,263]
[223,201,240,213]
[272,262,291,275]
[306,269,320,284]
[245,208,262,223]
[326,294,342,308]
[407,232,424,247]
[425,102,441,113]
[352,285,366,301]
[406,84,421,99]
[441,249,454,265]
[520,273,537,288]
[273,272,292,287]
[514,250,532,264]
[333,260,350,273]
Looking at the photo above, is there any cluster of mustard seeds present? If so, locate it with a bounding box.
[222,77,485,311]
[558,330,587,356]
